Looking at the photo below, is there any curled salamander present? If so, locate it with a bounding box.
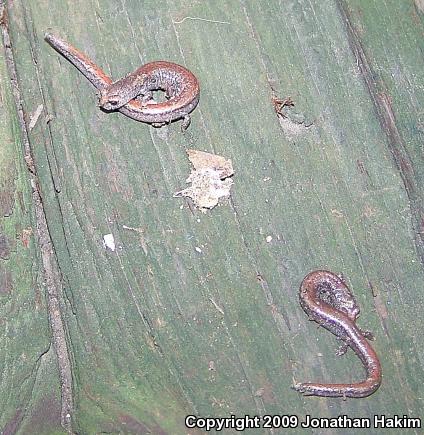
[294,270,382,398]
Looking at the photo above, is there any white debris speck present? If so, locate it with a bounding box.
[195,246,202,253]
[266,236,273,243]
[103,233,116,251]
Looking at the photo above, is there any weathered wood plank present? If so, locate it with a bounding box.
[2,0,423,433]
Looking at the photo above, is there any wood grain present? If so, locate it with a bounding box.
[1,0,423,433]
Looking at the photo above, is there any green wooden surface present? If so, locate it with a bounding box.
[0,11,64,434]
[1,0,423,433]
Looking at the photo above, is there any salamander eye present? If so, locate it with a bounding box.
[99,91,119,108]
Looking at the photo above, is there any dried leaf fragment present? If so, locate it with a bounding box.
[174,149,234,211]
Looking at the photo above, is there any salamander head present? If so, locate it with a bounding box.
[99,88,124,110]
[98,73,150,110]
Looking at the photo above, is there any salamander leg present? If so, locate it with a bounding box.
[181,115,191,131]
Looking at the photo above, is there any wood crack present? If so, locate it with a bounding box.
[0,2,74,432]
[338,0,424,265]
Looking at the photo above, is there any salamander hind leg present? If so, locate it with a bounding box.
[336,342,349,356]
[359,328,374,340]
[181,115,191,131]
